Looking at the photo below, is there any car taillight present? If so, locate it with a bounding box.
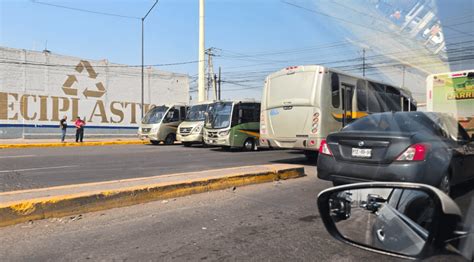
[396,144,429,161]
[319,139,333,156]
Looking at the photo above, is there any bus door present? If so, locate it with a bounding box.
[341,83,355,127]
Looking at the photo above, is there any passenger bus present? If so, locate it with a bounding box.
[259,65,416,159]
[203,100,261,150]
[139,104,188,145]
[177,101,213,147]
[427,69,474,135]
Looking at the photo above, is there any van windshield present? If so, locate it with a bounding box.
[185,104,209,121]
[206,102,232,129]
[142,106,169,124]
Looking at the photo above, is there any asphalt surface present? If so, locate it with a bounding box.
[1,166,470,261]
[0,145,471,261]
[0,144,304,192]
[0,167,402,262]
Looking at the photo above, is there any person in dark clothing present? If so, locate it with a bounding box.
[75,116,85,142]
[60,115,68,142]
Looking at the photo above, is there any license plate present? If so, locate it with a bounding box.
[352,148,372,158]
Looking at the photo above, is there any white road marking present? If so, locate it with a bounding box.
[0,155,36,159]
[0,165,79,173]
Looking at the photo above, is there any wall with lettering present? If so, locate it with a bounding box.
[0,47,189,138]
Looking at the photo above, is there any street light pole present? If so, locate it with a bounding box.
[141,0,159,119]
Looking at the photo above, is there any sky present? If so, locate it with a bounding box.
[0,0,357,100]
[1,0,473,102]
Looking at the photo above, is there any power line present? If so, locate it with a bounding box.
[31,0,140,20]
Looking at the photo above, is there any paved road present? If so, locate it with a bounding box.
[1,167,467,261]
[0,144,305,192]
[0,167,396,262]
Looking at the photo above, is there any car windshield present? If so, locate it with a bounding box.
[185,104,209,121]
[142,106,169,124]
[205,102,233,129]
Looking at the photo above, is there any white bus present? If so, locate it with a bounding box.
[427,69,474,135]
[260,65,416,160]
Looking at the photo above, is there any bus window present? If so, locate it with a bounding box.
[356,79,368,111]
[239,103,260,124]
[367,82,382,112]
[386,86,401,111]
[331,73,340,108]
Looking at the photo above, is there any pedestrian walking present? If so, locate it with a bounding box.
[75,116,85,142]
[59,115,68,142]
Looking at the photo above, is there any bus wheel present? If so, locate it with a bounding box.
[164,134,176,145]
[183,142,192,147]
[243,138,256,151]
[150,140,160,145]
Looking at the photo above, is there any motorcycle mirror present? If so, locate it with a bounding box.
[317,182,462,260]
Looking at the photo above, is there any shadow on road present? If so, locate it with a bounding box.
[270,156,317,166]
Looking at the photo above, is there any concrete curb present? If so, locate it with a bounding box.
[0,140,149,149]
[0,165,305,227]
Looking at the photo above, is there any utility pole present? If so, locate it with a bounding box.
[141,0,159,118]
[218,67,221,100]
[362,48,366,77]
[198,0,206,102]
[205,47,218,100]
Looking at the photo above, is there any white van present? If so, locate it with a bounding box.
[139,104,188,145]
[176,101,213,147]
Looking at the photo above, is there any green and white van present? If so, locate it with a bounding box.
[203,100,260,150]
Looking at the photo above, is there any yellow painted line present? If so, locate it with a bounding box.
[0,165,305,227]
[0,140,149,149]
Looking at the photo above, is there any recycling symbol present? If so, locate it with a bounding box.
[62,60,106,98]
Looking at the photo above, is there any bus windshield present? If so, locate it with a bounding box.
[142,106,169,124]
[185,104,209,121]
[206,102,233,129]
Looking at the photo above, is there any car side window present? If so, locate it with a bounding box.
[387,189,403,208]
[396,189,434,231]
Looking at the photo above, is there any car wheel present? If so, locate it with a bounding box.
[164,134,175,145]
[439,174,451,195]
[243,138,256,151]
[150,140,160,145]
[183,142,192,147]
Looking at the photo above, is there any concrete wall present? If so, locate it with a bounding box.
[0,47,189,139]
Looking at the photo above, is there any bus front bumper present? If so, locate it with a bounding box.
[204,136,230,146]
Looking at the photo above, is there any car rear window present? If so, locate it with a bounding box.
[342,113,439,134]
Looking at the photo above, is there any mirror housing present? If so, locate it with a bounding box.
[317,182,462,260]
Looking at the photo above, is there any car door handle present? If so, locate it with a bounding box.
[376,229,385,242]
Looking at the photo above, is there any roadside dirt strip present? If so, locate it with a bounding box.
[0,140,148,149]
[0,164,305,227]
